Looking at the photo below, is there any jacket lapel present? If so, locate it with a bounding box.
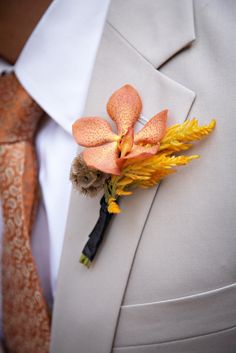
[108,0,195,68]
[51,8,195,353]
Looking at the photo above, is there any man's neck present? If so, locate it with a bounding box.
[0,0,52,64]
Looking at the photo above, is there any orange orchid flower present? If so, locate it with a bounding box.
[72,85,167,175]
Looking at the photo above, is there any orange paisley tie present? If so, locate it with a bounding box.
[0,73,50,353]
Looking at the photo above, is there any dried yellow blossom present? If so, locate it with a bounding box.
[107,199,121,214]
[160,119,216,152]
[116,189,132,196]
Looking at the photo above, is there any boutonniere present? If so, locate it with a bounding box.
[70,85,216,268]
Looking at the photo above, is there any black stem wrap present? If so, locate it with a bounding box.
[81,196,113,263]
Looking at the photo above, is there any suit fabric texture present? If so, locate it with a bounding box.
[50,1,236,352]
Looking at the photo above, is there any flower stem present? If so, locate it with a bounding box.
[79,195,114,267]
[79,254,91,268]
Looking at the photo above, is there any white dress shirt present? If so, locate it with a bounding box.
[0,0,111,338]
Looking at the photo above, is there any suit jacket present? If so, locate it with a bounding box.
[51,1,236,352]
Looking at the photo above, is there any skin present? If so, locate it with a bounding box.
[0,0,52,63]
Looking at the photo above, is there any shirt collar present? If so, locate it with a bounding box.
[14,0,111,135]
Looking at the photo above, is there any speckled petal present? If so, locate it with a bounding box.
[123,143,160,160]
[134,110,168,145]
[72,117,119,147]
[120,127,134,158]
[83,142,120,175]
[107,85,142,136]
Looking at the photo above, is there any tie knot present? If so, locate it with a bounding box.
[0,73,44,143]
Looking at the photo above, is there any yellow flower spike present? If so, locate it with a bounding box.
[108,200,121,214]
[160,118,216,153]
[115,177,133,187]
[119,153,200,190]
[116,189,132,196]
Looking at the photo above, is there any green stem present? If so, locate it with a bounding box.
[79,254,92,268]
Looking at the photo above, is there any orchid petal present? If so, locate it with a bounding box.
[134,110,168,145]
[73,117,119,147]
[83,142,120,175]
[107,85,142,136]
[119,127,134,158]
[123,143,160,160]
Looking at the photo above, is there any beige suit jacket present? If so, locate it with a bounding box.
[51,1,236,352]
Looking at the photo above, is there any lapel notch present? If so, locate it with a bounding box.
[108,0,196,68]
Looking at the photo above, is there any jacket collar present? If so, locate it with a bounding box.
[51,1,196,349]
[14,0,195,135]
[108,0,195,68]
